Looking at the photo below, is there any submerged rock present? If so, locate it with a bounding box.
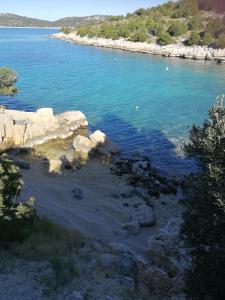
[131,204,156,227]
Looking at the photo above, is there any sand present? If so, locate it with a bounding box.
[20,157,183,256]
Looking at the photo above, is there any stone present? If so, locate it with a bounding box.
[110,192,119,199]
[89,130,106,147]
[72,188,84,200]
[65,291,84,300]
[121,190,133,198]
[73,135,92,157]
[122,202,130,207]
[14,159,30,170]
[131,204,156,227]
[49,159,62,174]
[123,221,141,235]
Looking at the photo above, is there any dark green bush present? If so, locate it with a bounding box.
[181,97,225,299]
[201,32,213,46]
[0,154,36,243]
[157,31,174,45]
[188,16,203,31]
[130,30,148,42]
[215,33,225,49]
[0,68,18,96]
[168,21,188,37]
[186,31,201,45]
[60,27,72,35]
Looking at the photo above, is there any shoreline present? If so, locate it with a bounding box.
[0,26,60,29]
[52,32,225,63]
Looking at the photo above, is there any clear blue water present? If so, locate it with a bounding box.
[0,28,225,175]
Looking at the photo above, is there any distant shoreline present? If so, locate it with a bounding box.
[0,26,60,29]
[52,32,225,63]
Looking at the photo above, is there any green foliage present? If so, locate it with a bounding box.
[181,97,225,299]
[60,27,72,35]
[201,32,213,46]
[186,31,201,45]
[174,0,199,18]
[0,67,18,96]
[0,154,36,243]
[188,15,203,31]
[207,17,225,38]
[129,29,147,42]
[168,20,188,37]
[157,31,174,46]
[147,18,165,36]
[215,34,225,49]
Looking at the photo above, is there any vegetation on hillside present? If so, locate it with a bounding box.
[181,97,225,299]
[61,0,225,48]
[0,67,18,96]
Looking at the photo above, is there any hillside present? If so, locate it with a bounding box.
[66,0,225,49]
[0,13,109,28]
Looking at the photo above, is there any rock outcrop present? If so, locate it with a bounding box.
[53,33,225,62]
[0,108,88,150]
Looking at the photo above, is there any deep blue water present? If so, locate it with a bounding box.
[0,28,225,175]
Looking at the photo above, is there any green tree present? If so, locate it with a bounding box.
[61,27,72,35]
[130,29,148,42]
[201,32,213,46]
[0,68,18,96]
[186,31,201,45]
[0,154,36,243]
[188,15,203,31]
[168,21,188,37]
[174,0,199,18]
[181,97,225,299]
[215,33,225,49]
[157,31,174,46]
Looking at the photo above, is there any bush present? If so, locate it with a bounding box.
[215,33,225,49]
[188,16,203,31]
[0,68,18,96]
[60,27,72,35]
[168,21,188,37]
[147,18,165,36]
[157,31,174,46]
[174,0,199,18]
[207,17,225,38]
[186,31,201,46]
[201,32,213,46]
[130,30,148,42]
[0,154,36,243]
[181,97,225,299]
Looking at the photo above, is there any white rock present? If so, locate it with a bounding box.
[73,135,92,157]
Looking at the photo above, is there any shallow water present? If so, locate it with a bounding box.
[0,28,225,175]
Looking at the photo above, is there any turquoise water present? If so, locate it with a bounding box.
[0,28,225,175]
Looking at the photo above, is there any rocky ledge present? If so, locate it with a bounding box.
[53,33,225,62]
[0,107,88,150]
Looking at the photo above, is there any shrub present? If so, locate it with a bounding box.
[215,33,225,49]
[168,21,188,37]
[186,31,201,46]
[147,18,165,36]
[201,32,213,46]
[157,31,174,46]
[60,27,72,35]
[0,68,18,96]
[174,0,199,18]
[181,97,225,299]
[188,16,203,31]
[0,154,36,243]
[130,30,148,42]
[207,17,225,38]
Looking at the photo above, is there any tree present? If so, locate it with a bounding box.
[188,16,203,31]
[130,29,147,42]
[157,31,174,46]
[215,34,225,49]
[61,27,72,35]
[168,21,188,37]
[181,97,225,299]
[201,32,213,46]
[0,68,18,96]
[186,31,201,46]
[0,154,36,242]
[174,0,199,18]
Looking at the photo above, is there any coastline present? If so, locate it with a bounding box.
[52,32,225,62]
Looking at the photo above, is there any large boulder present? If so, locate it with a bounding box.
[131,204,156,227]
[73,135,92,158]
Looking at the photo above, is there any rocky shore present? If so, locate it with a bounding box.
[52,32,225,62]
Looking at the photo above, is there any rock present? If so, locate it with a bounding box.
[110,192,119,199]
[123,221,141,235]
[122,202,130,207]
[65,291,84,300]
[72,188,84,200]
[14,159,30,170]
[89,130,106,147]
[0,108,88,150]
[101,253,138,277]
[73,135,92,158]
[131,204,156,227]
[137,261,172,298]
[49,159,62,174]
[134,187,150,201]
[113,275,135,291]
[121,190,133,198]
